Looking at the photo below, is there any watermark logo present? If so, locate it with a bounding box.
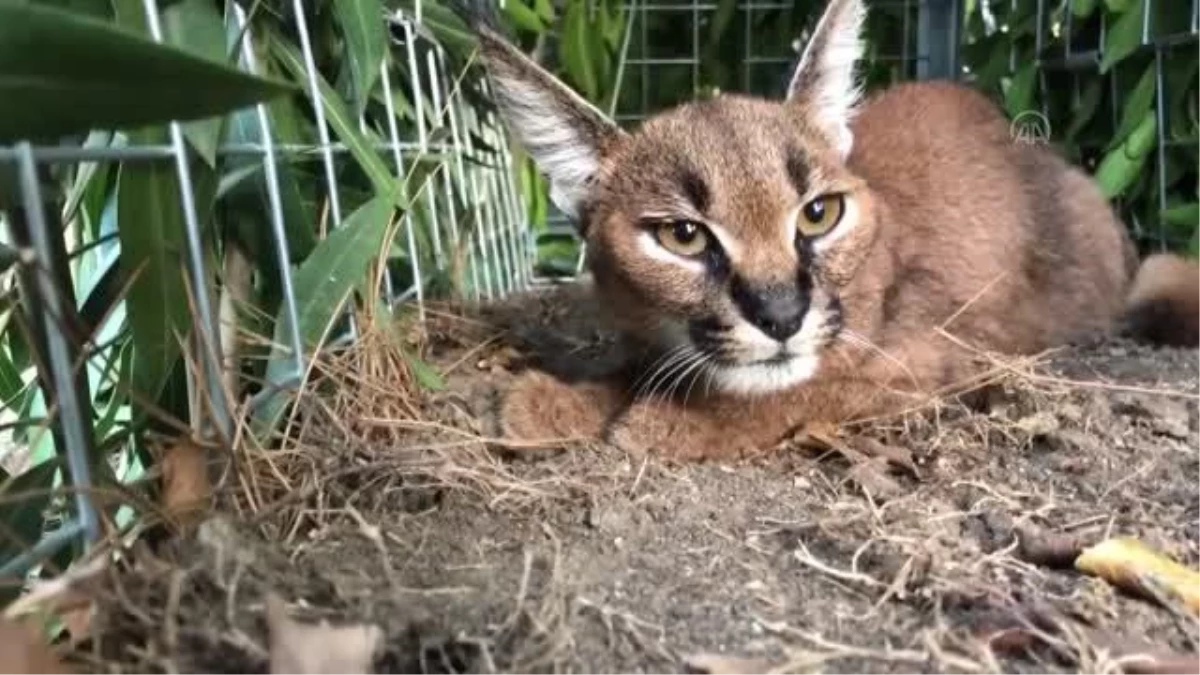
[1010,110,1051,145]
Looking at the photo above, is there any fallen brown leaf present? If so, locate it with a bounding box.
[1015,525,1090,569]
[160,438,211,530]
[1075,538,1200,615]
[0,617,72,674]
[266,593,382,674]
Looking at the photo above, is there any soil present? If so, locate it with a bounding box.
[64,282,1199,673]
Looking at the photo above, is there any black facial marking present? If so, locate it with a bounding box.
[687,316,726,355]
[679,168,711,214]
[785,146,810,198]
[705,244,731,281]
[795,233,816,270]
[730,275,812,342]
[826,294,845,338]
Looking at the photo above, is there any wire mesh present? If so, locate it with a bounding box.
[0,1,529,581]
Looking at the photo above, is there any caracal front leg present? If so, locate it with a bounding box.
[604,393,797,461]
[604,370,932,461]
[498,370,629,446]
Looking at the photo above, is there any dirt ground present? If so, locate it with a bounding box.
[63,282,1199,674]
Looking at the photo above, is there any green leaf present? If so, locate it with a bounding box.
[270,33,402,206]
[1099,0,1146,73]
[32,0,112,20]
[1064,77,1104,142]
[1003,61,1038,119]
[403,351,445,391]
[707,0,739,45]
[254,196,395,434]
[1161,203,1199,228]
[1103,0,1137,13]
[1094,112,1157,198]
[395,0,476,56]
[334,0,387,116]
[224,104,318,265]
[1071,0,1099,18]
[116,128,193,405]
[0,1,295,143]
[503,0,545,33]
[161,0,231,167]
[534,0,555,23]
[0,340,28,409]
[561,0,598,102]
[1108,65,1156,151]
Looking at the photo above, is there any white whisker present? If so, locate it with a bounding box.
[669,351,710,404]
[654,349,704,407]
[682,354,716,406]
[639,346,696,406]
[632,344,691,401]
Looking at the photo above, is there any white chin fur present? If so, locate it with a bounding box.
[709,354,821,395]
[706,300,830,395]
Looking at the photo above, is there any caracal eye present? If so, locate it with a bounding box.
[797,193,846,237]
[654,220,710,257]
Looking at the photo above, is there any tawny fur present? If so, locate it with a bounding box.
[473,0,1199,460]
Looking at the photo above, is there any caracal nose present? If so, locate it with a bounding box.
[731,279,810,341]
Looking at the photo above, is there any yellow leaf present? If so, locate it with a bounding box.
[1075,537,1200,615]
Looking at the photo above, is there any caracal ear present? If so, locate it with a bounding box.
[474,27,625,222]
[785,0,867,159]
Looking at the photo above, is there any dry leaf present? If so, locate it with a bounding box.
[0,617,72,674]
[683,652,777,674]
[1075,538,1200,615]
[266,593,382,674]
[1015,526,1089,569]
[160,438,211,529]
